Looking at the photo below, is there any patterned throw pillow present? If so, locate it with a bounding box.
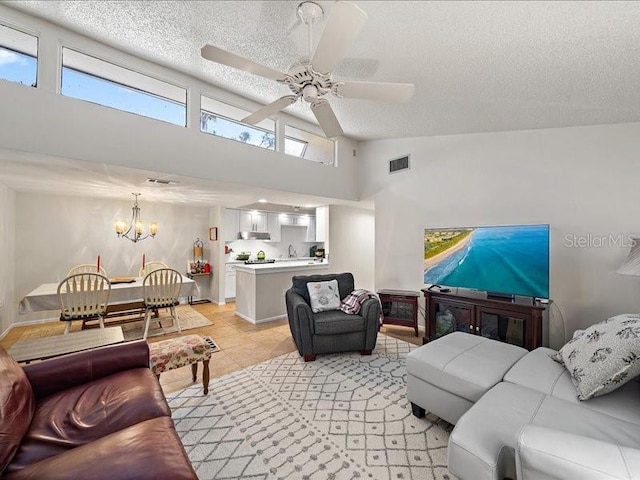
[307,280,340,313]
[307,280,341,313]
[555,313,640,400]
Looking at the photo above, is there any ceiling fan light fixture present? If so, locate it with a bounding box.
[302,84,319,103]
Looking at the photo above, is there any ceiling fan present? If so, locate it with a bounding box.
[200,1,415,138]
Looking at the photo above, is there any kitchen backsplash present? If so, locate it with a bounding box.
[226,225,324,261]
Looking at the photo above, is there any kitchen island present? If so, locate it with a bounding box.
[234,260,330,323]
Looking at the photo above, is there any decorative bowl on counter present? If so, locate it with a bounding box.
[235,252,251,260]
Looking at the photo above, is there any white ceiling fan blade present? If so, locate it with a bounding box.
[335,81,415,103]
[310,100,343,138]
[242,95,298,125]
[201,44,287,81]
[311,2,368,75]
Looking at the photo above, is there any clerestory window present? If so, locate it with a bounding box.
[0,23,37,87]
[61,47,187,126]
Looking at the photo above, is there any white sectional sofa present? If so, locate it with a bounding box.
[407,332,640,480]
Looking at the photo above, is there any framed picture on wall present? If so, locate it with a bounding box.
[209,227,218,241]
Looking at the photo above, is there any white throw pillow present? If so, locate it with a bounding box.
[555,313,640,400]
[307,280,341,313]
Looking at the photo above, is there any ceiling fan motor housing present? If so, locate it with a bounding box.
[287,63,332,102]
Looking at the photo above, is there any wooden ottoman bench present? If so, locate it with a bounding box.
[149,334,212,394]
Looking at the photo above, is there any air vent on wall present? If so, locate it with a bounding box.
[146,178,177,185]
[389,155,410,174]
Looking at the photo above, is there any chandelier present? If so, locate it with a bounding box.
[114,193,158,243]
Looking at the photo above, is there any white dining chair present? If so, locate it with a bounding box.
[57,273,111,334]
[67,264,107,277]
[138,261,168,278]
[142,268,183,340]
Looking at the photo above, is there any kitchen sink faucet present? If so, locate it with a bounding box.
[288,244,297,257]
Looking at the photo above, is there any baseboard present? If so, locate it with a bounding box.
[0,316,59,340]
[234,311,286,324]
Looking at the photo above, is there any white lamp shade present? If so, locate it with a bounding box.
[617,238,640,276]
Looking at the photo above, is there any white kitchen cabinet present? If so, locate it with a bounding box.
[225,263,236,299]
[305,216,316,242]
[224,209,240,241]
[279,213,310,226]
[239,210,268,232]
[315,206,328,242]
[267,213,281,242]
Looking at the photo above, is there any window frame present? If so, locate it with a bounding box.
[60,45,188,126]
[200,94,277,151]
[0,22,39,88]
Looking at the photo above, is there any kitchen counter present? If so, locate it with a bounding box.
[234,261,330,324]
[226,257,319,264]
[234,260,328,274]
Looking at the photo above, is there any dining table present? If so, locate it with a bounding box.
[19,275,199,314]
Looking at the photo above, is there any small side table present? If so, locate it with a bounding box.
[377,289,421,336]
[186,272,212,305]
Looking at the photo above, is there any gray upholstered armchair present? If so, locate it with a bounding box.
[285,272,380,362]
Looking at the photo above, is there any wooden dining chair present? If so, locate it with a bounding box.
[57,273,111,334]
[67,264,107,277]
[142,268,183,340]
[138,261,168,278]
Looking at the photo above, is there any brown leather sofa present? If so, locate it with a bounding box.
[0,340,198,480]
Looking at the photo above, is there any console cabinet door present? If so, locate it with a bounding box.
[433,301,473,338]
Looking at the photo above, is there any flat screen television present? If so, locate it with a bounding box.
[424,224,549,299]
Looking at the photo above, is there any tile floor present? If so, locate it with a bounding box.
[0,302,423,394]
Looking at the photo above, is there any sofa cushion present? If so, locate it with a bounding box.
[292,272,355,304]
[0,348,35,473]
[448,381,640,480]
[555,313,640,400]
[3,417,197,480]
[406,332,527,403]
[313,310,365,335]
[7,367,170,472]
[505,347,640,426]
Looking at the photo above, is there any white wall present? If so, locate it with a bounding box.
[327,205,375,292]
[0,183,16,336]
[0,5,359,202]
[15,192,212,323]
[208,205,224,304]
[358,122,640,348]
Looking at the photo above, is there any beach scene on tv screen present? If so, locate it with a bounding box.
[424,224,549,299]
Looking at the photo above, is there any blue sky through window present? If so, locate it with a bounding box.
[61,67,186,126]
[0,46,36,86]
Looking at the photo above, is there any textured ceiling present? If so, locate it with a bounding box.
[6,0,640,141]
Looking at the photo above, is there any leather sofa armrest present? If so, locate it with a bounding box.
[516,425,640,480]
[23,340,150,399]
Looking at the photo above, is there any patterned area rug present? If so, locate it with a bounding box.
[167,335,454,480]
[120,305,213,341]
[16,305,213,342]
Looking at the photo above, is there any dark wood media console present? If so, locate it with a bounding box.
[422,289,545,350]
